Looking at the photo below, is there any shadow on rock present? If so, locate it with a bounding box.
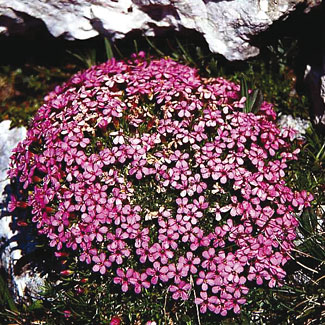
[0,183,61,304]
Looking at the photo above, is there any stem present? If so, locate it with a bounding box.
[315,274,325,283]
[276,237,319,274]
[190,275,201,325]
[164,287,168,324]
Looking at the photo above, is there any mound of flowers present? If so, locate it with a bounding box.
[8,53,313,316]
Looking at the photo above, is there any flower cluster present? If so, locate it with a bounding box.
[9,53,313,316]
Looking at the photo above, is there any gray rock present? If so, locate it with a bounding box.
[0,0,321,61]
[278,114,311,138]
[0,121,45,302]
[304,64,325,129]
[0,120,26,196]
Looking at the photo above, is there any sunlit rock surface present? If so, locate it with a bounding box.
[278,114,311,139]
[0,121,44,302]
[0,120,26,195]
[0,0,321,61]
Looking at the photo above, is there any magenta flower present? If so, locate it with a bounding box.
[195,291,220,314]
[8,195,19,212]
[178,252,201,274]
[201,248,218,271]
[92,253,111,274]
[196,271,216,291]
[129,271,151,293]
[113,268,134,292]
[149,243,174,264]
[169,280,191,300]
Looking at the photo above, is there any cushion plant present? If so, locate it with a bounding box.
[8,52,313,316]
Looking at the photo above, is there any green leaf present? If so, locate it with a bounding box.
[27,300,44,311]
[145,37,165,56]
[133,39,138,54]
[67,49,97,68]
[0,275,18,312]
[250,89,263,114]
[104,38,114,60]
[207,58,218,75]
[175,37,194,65]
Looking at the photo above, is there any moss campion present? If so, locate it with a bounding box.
[8,53,313,316]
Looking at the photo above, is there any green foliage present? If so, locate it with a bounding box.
[67,49,97,68]
[240,78,264,114]
[287,127,325,195]
[104,38,114,60]
[304,128,325,165]
[0,64,78,127]
[243,126,325,324]
[228,205,325,325]
[0,274,17,312]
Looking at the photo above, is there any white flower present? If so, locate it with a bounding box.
[110,131,125,144]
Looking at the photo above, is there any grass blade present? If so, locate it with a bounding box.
[104,38,114,60]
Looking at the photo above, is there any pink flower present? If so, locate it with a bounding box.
[202,248,218,271]
[178,252,201,274]
[110,316,121,325]
[195,291,220,314]
[92,253,111,274]
[196,271,215,291]
[64,310,71,319]
[149,243,174,264]
[113,268,134,292]
[129,271,151,293]
[169,280,191,300]
[83,162,102,183]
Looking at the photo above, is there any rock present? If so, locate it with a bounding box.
[302,4,325,132]
[0,121,45,302]
[278,114,311,138]
[304,65,325,129]
[0,120,26,195]
[0,0,321,61]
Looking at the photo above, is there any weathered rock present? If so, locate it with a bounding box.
[0,121,45,302]
[0,0,321,61]
[278,114,311,138]
[0,120,26,195]
[304,65,325,129]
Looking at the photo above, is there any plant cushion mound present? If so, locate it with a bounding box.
[8,53,313,316]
